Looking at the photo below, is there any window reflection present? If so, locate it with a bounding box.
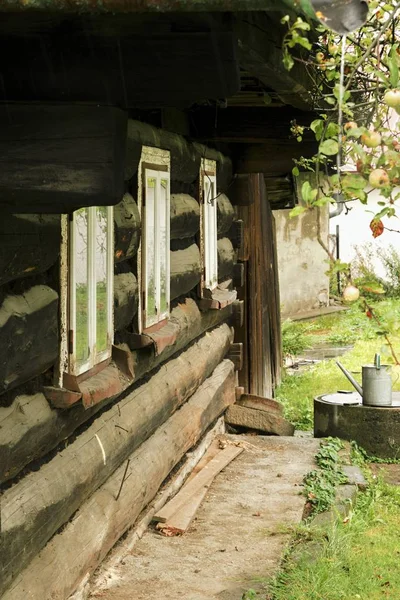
[96,207,108,354]
[146,176,157,321]
[159,178,168,317]
[75,208,89,367]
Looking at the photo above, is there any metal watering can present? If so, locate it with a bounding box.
[336,354,392,407]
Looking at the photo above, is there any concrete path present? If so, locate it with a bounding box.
[88,435,319,600]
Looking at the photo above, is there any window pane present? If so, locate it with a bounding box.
[96,207,108,354]
[204,176,218,289]
[159,178,169,317]
[145,176,157,321]
[74,208,89,367]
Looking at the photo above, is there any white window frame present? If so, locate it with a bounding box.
[200,159,218,293]
[142,168,171,330]
[68,206,114,376]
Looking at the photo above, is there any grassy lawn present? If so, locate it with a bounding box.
[243,300,400,600]
[267,474,400,600]
[276,299,400,430]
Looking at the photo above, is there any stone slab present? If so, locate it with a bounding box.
[225,405,294,436]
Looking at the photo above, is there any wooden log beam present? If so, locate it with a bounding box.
[170,194,200,240]
[0,214,61,286]
[170,243,201,301]
[235,14,314,110]
[0,104,127,213]
[0,298,232,484]
[0,285,59,397]
[217,194,235,236]
[218,237,235,282]
[114,193,141,263]
[1,329,233,598]
[126,120,233,190]
[114,272,138,332]
[2,360,235,600]
[225,404,294,436]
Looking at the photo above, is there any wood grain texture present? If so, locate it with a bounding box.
[0,299,233,484]
[2,360,236,600]
[0,104,127,213]
[217,194,235,235]
[170,243,201,301]
[0,285,59,396]
[170,194,200,239]
[218,237,235,283]
[114,272,138,332]
[0,214,61,286]
[114,193,141,262]
[225,405,294,436]
[0,325,233,597]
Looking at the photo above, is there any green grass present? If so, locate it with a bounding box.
[266,474,400,600]
[277,299,400,430]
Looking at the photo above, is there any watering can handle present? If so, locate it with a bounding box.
[374,354,381,370]
[335,360,363,396]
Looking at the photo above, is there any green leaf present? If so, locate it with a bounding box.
[292,166,300,177]
[319,139,339,156]
[301,181,313,203]
[325,96,336,105]
[342,174,367,190]
[293,18,311,31]
[282,50,294,71]
[359,281,385,295]
[289,205,307,218]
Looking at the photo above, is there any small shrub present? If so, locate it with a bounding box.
[281,320,310,356]
[379,244,400,297]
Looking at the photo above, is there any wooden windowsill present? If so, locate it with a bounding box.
[199,283,237,311]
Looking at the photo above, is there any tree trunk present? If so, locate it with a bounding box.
[2,360,235,600]
[0,326,233,597]
[0,298,233,484]
[0,285,59,397]
[170,243,201,300]
[170,194,200,239]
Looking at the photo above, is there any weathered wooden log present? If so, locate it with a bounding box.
[2,360,235,600]
[0,214,61,286]
[0,104,127,213]
[0,285,59,397]
[218,237,235,282]
[0,327,233,598]
[225,404,295,436]
[114,272,138,332]
[125,120,232,190]
[217,194,235,235]
[170,243,201,301]
[0,299,232,484]
[170,194,200,239]
[114,193,141,263]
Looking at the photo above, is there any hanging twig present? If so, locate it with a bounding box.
[115,459,131,501]
[363,300,400,365]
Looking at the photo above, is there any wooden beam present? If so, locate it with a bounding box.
[217,194,235,236]
[0,104,127,213]
[2,360,236,600]
[0,285,59,396]
[0,214,61,286]
[170,194,200,240]
[114,193,141,263]
[170,243,201,301]
[235,14,314,110]
[0,298,233,484]
[218,237,235,283]
[225,404,294,436]
[114,272,138,332]
[1,326,233,597]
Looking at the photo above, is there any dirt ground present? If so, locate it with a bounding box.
[88,435,319,600]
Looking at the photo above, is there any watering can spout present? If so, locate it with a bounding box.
[293,0,369,34]
[335,360,363,396]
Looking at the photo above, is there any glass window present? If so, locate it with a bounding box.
[69,206,113,375]
[202,165,218,291]
[143,169,170,329]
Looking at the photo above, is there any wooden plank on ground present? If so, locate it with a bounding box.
[237,394,283,415]
[225,405,294,437]
[158,484,210,536]
[153,445,243,523]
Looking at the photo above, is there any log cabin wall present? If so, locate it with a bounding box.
[0,114,241,599]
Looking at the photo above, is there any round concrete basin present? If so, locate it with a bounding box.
[314,392,400,459]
